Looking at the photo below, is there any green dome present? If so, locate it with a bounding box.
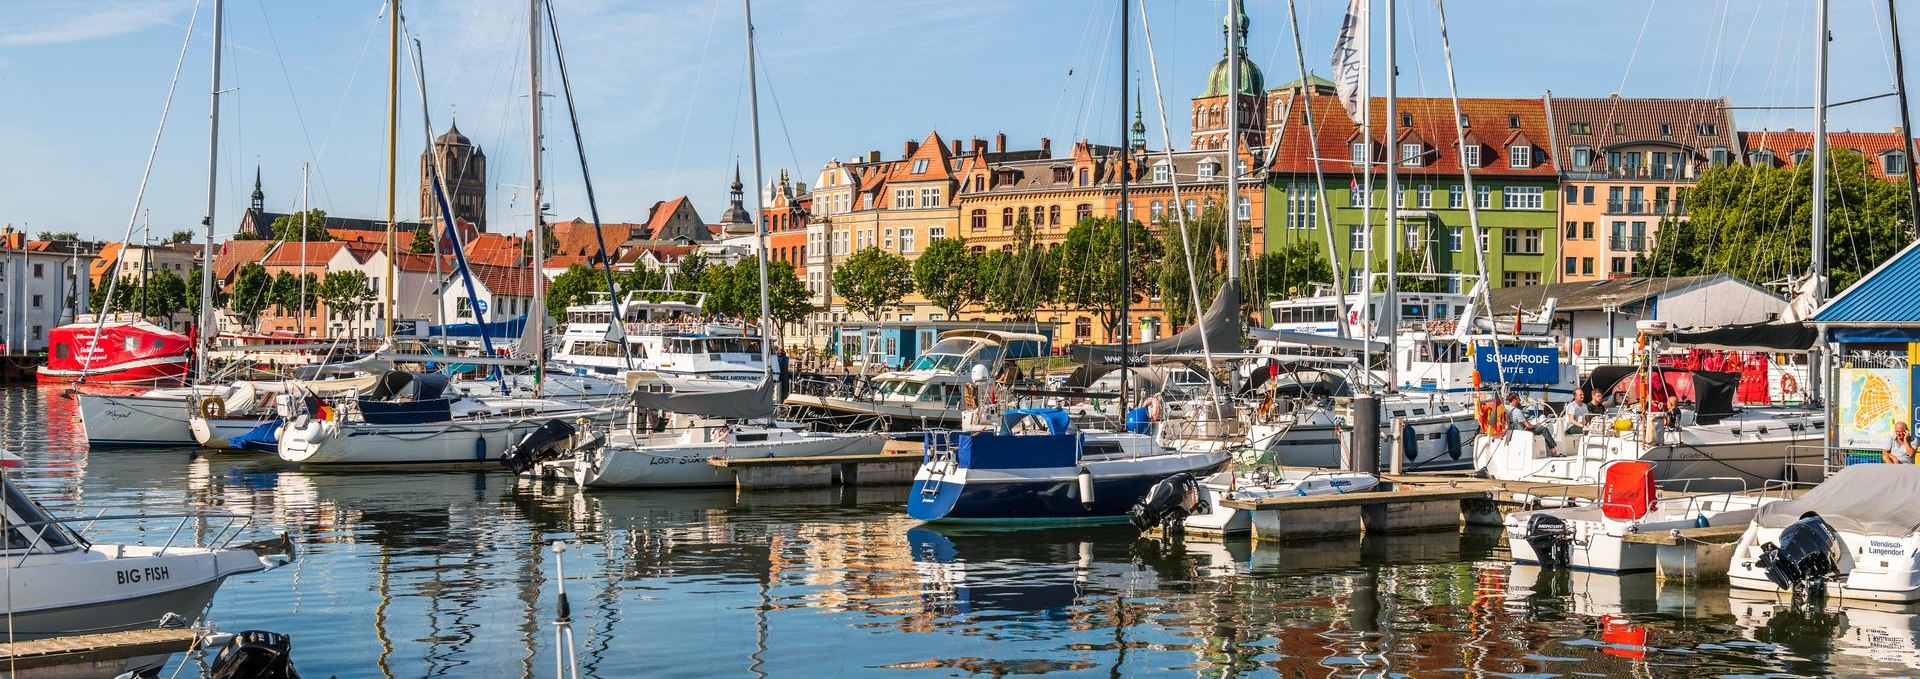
[1202,57,1264,98]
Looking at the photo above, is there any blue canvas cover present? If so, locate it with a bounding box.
[957,431,1079,470]
[998,408,1073,436]
[231,418,282,453]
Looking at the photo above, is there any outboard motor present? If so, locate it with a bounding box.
[1128,473,1207,533]
[500,419,580,474]
[1757,513,1841,598]
[1520,513,1574,568]
[208,630,301,679]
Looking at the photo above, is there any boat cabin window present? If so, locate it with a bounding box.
[2,481,77,553]
[910,338,983,372]
[53,344,67,359]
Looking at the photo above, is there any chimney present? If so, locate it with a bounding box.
[1041,137,1052,156]
[868,150,881,163]
[951,139,963,155]
[971,138,986,154]
[904,139,919,158]
[995,132,1007,153]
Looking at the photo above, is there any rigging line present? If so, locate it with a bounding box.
[750,40,805,183]
[1434,0,1507,394]
[1715,0,1767,98]
[1073,7,1118,145]
[1616,0,1660,97]
[312,9,384,206]
[1136,0,1216,401]
[87,0,206,380]
[1281,0,1347,338]
[668,0,726,197]
[253,0,339,210]
[1048,3,1107,142]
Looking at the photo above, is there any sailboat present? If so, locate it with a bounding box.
[564,0,886,488]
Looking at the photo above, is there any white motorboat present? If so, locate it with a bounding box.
[550,291,765,381]
[1504,460,1783,573]
[277,372,610,470]
[1728,464,1920,603]
[785,329,1049,431]
[188,375,382,450]
[1175,468,1381,536]
[572,423,886,488]
[0,473,294,639]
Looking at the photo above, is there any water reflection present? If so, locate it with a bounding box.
[0,386,1915,677]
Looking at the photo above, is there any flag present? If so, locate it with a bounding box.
[1330,0,1369,125]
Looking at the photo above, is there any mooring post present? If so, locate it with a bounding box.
[1352,395,1379,474]
[1389,415,1405,476]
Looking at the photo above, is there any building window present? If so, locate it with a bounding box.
[1613,122,1627,136]
[1565,186,1578,206]
[1611,256,1627,274]
[1582,222,1594,239]
[1571,146,1592,169]
[1401,143,1423,166]
[1448,226,1464,252]
[900,228,915,253]
[1351,142,1369,166]
[1696,122,1717,136]
[1564,257,1577,275]
[1417,184,1432,208]
[1582,257,1594,275]
[1074,317,1091,338]
[929,226,946,242]
[1404,224,1421,248]
[1461,144,1480,168]
[1018,207,1029,225]
[1077,204,1094,221]
[1564,221,1578,240]
[1508,145,1532,168]
[920,187,940,207]
[31,263,43,278]
[1582,186,1594,204]
[912,159,929,174]
[1052,167,1070,183]
[1203,197,1218,215]
[1476,185,1492,209]
[1708,147,1730,166]
[1790,148,1812,165]
[1347,269,1366,293]
[1448,185,1463,208]
[1153,164,1171,182]
[30,326,40,341]
[971,209,987,231]
[1002,207,1014,228]
[456,298,474,318]
[1201,161,1222,181]
[1508,114,1521,129]
[1350,188,1370,208]
[30,294,41,309]
[1568,122,1591,135]
[1236,196,1251,220]
[1049,205,1061,226]
[1348,227,1370,252]
[1750,150,1776,167]
[1287,185,1317,230]
[1501,228,1543,254]
[1151,201,1165,220]
[1886,151,1909,176]
[1182,200,1197,217]
[1078,169,1089,186]
[893,188,913,208]
[1504,186,1544,209]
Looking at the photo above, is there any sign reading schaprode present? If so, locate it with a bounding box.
[1473,345,1561,385]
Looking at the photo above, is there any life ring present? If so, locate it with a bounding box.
[1780,372,1799,395]
[1349,309,1360,325]
[198,396,226,419]
[1474,400,1508,437]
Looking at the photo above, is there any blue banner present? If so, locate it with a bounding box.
[1474,345,1561,385]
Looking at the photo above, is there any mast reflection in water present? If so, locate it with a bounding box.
[9,386,1920,677]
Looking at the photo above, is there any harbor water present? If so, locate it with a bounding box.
[10,387,1917,678]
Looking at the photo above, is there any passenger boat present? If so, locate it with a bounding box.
[785,329,1048,431]
[39,317,192,386]
[277,371,611,469]
[1728,464,1920,603]
[550,291,765,381]
[1505,460,1782,573]
[0,464,294,639]
[907,408,1229,524]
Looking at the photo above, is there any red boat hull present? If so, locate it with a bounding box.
[40,320,193,387]
[36,358,189,386]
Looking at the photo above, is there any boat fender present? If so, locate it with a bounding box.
[1695,514,1709,528]
[1401,424,1418,461]
[1444,425,1463,460]
[200,396,227,419]
[1076,467,1094,507]
[208,629,300,679]
[474,437,487,461]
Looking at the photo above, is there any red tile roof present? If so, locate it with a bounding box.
[616,244,697,266]
[261,241,349,268]
[1739,130,1920,179]
[642,197,691,237]
[212,240,278,282]
[886,131,955,183]
[1268,93,1556,178]
[551,219,643,257]
[393,252,451,273]
[461,262,539,298]
[542,255,592,270]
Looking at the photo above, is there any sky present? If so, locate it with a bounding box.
[1,0,1916,243]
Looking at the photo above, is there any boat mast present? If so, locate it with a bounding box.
[1223,0,1241,284]
[528,0,547,395]
[1890,0,1920,238]
[300,162,309,334]
[1813,0,1828,305]
[1383,0,1399,393]
[1118,0,1132,415]
[383,0,399,339]
[195,0,224,383]
[744,0,775,410]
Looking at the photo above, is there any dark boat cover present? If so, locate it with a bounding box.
[628,376,775,420]
[1670,321,1817,352]
[1754,464,1920,536]
[1065,282,1243,387]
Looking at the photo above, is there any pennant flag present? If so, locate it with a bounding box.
[1330,0,1369,125]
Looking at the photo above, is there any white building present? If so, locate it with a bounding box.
[0,240,97,352]
[436,262,538,333]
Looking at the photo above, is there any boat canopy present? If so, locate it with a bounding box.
[999,408,1073,436]
[1669,321,1817,352]
[1588,367,1739,425]
[368,371,451,402]
[430,315,527,339]
[628,376,774,420]
[1070,281,1242,368]
[1247,327,1387,354]
[1755,464,1920,536]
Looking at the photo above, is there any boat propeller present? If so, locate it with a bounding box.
[1129,472,1208,534]
[1521,513,1574,569]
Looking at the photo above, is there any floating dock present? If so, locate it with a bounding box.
[0,628,199,678]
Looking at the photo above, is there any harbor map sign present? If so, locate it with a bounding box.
[1472,345,1560,385]
[1838,368,1911,449]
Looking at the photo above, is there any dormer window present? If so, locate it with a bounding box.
[1401,113,1413,127]
[1790,148,1813,165]
[1571,146,1592,169]
[1696,122,1717,136]
[1568,122,1591,135]
[1749,149,1775,166]
[1461,144,1481,168]
[1152,163,1171,182]
[1708,146,1730,167]
[1351,142,1370,166]
[1507,114,1520,129]
[1401,143,1423,167]
[1509,145,1532,168]
[1053,167,1070,183]
[1198,161,1218,181]
[1885,150,1909,176]
[1613,122,1627,136]
[1458,114,1470,128]
[912,159,929,174]
[1659,122,1673,136]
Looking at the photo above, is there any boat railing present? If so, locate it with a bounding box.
[16,511,261,564]
[1783,444,1858,488]
[923,429,961,466]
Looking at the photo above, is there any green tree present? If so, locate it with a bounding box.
[618,266,666,296]
[185,271,227,319]
[1057,216,1160,337]
[832,247,915,320]
[34,231,79,242]
[1251,241,1333,303]
[409,226,436,254]
[674,251,709,288]
[166,230,194,244]
[986,219,1060,322]
[544,264,606,316]
[1640,150,1908,291]
[269,271,318,318]
[1156,208,1237,327]
[760,260,815,326]
[912,238,983,317]
[227,263,274,330]
[89,276,139,314]
[317,270,372,337]
[269,209,332,242]
[136,269,188,320]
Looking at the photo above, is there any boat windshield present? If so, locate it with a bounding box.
[2,480,78,553]
[908,338,983,372]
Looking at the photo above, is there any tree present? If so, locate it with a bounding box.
[184,271,227,320]
[1057,216,1160,337]
[269,271,318,319]
[618,266,666,296]
[544,264,606,316]
[269,209,332,242]
[986,219,1060,322]
[912,238,984,317]
[136,270,188,321]
[318,270,372,337]
[228,263,273,330]
[89,276,139,314]
[761,260,815,327]
[1251,241,1333,303]
[35,231,79,242]
[166,230,195,244]
[832,247,914,320]
[409,226,436,254]
[1157,208,1236,327]
[1641,150,1909,291]
[675,251,709,287]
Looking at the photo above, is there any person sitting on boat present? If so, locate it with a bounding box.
[1564,388,1591,435]
[1885,419,1916,464]
[1656,395,1685,431]
[1505,393,1558,455]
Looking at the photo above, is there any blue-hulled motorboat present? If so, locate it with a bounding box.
[907,408,1230,523]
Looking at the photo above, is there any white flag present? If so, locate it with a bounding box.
[1330,0,1369,125]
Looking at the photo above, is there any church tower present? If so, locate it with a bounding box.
[1189,6,1266,151]
[420,122,488,231]
[717,163,755,236]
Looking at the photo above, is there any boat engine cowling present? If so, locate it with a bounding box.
[1521,513,1574,568]
[1129,473,1208,533]
[208,630,301,679]
[500,419,580,474]
[1757,514,1841,598]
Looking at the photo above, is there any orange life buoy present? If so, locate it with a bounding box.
[1780,372,1799,395]
[1475,400,1508,437]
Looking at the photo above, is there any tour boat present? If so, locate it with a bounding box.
[276,371,612,469]
[39,317,192,386]
[1505,460,1783,573]
[550,291,766,381]
[785,329,1049,431]
[0,469,294,639]
[1727,464,1920,603]
[907,408,1230,524]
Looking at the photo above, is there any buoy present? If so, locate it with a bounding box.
[1076,467,1095,507]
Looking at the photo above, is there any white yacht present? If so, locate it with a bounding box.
[277,371,611,469]
[550,291,765,381]
[785,329,1048,431]
[1505,460,1784,573]
[1728,464,1920,603]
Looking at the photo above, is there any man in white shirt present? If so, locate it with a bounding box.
[1565,388,1591,435]
[1885,420,1915,464]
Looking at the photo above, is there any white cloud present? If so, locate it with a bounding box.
[0,1,186,48]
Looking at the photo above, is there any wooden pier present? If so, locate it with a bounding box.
[0,628,198,677]
[709,452,921,490]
